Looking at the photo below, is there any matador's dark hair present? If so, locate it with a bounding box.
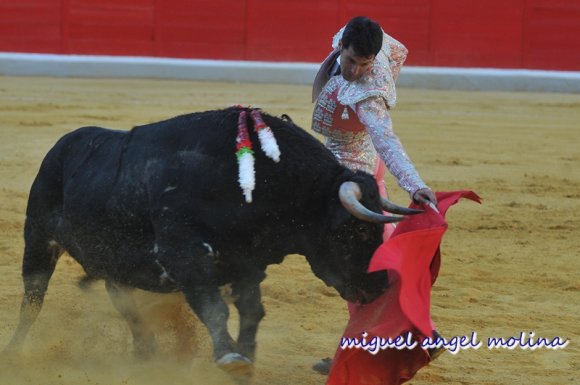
[341,16,383,58]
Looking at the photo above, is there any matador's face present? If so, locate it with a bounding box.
[339,44,375,82]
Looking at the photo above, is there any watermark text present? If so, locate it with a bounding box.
[340,331,569,355]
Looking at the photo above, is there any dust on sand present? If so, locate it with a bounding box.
[0,76,578,385]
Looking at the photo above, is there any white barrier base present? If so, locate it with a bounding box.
[1,52,579,93]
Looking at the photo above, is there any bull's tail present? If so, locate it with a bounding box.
[4,140,67,353]
[5,232,63,352]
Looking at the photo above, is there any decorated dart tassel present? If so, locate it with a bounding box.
[236,110,255,203]
[250,109,281,162]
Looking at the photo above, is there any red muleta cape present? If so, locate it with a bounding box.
[327,190,481,385]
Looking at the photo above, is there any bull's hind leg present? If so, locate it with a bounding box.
[5,235,63,352]
[104,281,157,359]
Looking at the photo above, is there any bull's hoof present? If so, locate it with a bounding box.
[427,345,446,361]
[216,353,254,383]
[427,330,446,362]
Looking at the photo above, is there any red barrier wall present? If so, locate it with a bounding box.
[1,0,579,70]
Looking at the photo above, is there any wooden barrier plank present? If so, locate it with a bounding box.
[154,0,245,59]
[246,0,338,61]
[65,0,155,56]
[523,0,580,70]
[431,0,525,68]
[0,1,62,53]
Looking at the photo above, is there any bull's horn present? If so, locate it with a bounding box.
[338,182,404,224]
[380,197,423,215]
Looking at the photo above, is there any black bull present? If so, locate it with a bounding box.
[6,107,419,374]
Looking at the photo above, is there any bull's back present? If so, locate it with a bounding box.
[127,109,239,160]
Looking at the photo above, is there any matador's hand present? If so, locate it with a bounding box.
[412,188,437,206]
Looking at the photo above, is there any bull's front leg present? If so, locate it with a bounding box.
[154,231,252,377]
[183,286,234,361]
[182,284,234,359]
[232,277,265,362]
[182,284,254,380]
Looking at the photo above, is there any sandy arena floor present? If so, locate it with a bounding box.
[0,76,578,385]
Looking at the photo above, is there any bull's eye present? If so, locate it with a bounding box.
[355,225,370,240]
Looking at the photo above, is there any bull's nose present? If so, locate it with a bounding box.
[355,286,387,305]
[358,291,379,305]
[341,286,375,304]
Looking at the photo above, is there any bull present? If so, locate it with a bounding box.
[6,107,420,376]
